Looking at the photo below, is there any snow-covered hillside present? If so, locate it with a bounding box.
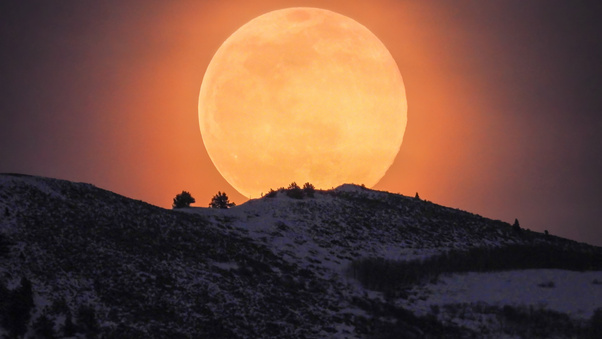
[0,174,601,338]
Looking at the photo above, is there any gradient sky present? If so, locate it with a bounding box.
[1,1,601,246]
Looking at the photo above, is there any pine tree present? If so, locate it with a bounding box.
[63,312,76,337]
[302,182,315,198]
[77,305,99,338]
[0,233,9,258]
[3,277,35,338]
[172,191,195,209]
[209,191,235,209]
[286,182,304,199]
[590,308,602,339]
[512,218,521,233]
[33,313,56,339]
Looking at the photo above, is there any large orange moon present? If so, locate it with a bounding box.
[199,8,407,198]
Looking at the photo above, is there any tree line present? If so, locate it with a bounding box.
[171,182,317,209]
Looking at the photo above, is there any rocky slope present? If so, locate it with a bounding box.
[0,174,600,338]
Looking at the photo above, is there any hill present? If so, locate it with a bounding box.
[0,174,601,338]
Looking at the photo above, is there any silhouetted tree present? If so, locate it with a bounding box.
[286,182,304,199]
[76,305,99,337]
[209,191,235,209]
[2,277,35,338]
[265,189,277,198]
[63,312,76,337]
[0,233,9,258]
[415,192,420,200]
[302,182,315,198]
[512,218,521,233]
[172,191,195,209]
[590,308,602,339]
[0,281,8,323]
[33,313,56,339]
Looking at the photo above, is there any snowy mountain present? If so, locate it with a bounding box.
[0,173,601,338]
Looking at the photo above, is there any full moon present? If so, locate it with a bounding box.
[199,8,407,198]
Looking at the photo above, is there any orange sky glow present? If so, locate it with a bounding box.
[1,0,601,245]
[115,0,510,210]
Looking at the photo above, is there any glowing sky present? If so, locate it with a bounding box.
[1,1,601,246]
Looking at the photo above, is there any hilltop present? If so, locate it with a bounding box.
[0,174,601,338]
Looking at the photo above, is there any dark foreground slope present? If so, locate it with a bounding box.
[0,174,600,338]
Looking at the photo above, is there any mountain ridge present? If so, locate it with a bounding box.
[1,173,601,338]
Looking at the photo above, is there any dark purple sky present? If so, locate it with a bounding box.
[1,1,601,246]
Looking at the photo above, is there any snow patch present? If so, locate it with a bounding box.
[213,261,239,271]
[407,269,602,319]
